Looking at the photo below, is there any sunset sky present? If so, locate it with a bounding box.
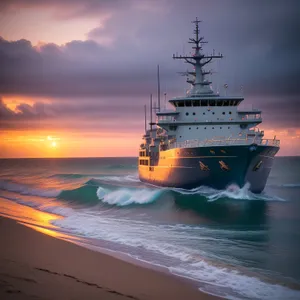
[0,0,299,158]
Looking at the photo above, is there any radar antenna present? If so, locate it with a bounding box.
[172,17,223,96]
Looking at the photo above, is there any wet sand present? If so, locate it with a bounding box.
[0,216,218,300]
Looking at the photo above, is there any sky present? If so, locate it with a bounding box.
[0,0,299,158]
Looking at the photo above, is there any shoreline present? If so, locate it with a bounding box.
[0,216,219,300]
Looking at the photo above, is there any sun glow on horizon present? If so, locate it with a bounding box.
[0,130,139,158]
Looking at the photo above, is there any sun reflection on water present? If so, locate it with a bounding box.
[0,197,78,241]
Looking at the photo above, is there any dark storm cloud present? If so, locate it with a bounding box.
[0,97,145,131]
[0,0,299,98]
[0,0,299,132]
[0,37,169,98]
[247,96,300,129]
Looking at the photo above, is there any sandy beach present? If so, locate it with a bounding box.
[0,216,217,300]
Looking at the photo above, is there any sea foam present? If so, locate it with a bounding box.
[96,186,161,206]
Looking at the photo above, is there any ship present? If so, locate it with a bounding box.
[138,18,280,193]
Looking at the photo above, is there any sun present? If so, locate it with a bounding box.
[51,141,57,148]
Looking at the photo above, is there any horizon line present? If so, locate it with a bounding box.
[0,155,299,160]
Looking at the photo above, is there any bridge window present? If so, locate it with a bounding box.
[201,100,208,106]
[178,101,184,107]
[186,100,192,107]
[192,100,200,106]
[139,159,149,166]
[209,100,216,106]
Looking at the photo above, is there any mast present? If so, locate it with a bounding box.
[157,65,161,111]
[144,105,147,133]
[173,17,223,96]
[150,94,153,132]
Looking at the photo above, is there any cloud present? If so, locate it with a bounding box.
[0,0,299,136]
[0,1,299,99]
[0,0,134,19]
[0,97,146,132]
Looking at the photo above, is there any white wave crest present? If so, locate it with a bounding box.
[171,262,300,300]
[0,180,60,198]
[172,183,285,202]
[96,187,160,206]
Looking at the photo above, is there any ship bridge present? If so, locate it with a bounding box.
[169,96,244,107]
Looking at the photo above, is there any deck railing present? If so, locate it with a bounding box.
[169,137,280,149]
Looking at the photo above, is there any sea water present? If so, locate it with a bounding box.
[0,157,300,299]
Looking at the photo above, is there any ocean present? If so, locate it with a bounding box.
[0,156,300,299]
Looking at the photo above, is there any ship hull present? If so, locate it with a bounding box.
[138,144,279,193]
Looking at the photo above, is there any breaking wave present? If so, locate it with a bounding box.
[171,183,285,202]
[0,177,284,208]
[96,187,162,206]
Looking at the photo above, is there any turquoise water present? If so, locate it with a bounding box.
[0,157,300,299]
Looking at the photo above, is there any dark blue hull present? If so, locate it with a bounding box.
[139,145,279,193]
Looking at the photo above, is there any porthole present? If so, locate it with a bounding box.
[229,112,232,114]
[203,112,205,115]
[189,127,191,130]
[180,135,182,138]
[212,112,215,115]
[204,127,207,129]
[222,112,225,115]
[212,127,214,129]
[220,127,222,129]
[193,112,196,115]
[196,127,199,129]
[186,112,189,116]
[228,126,230,129]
